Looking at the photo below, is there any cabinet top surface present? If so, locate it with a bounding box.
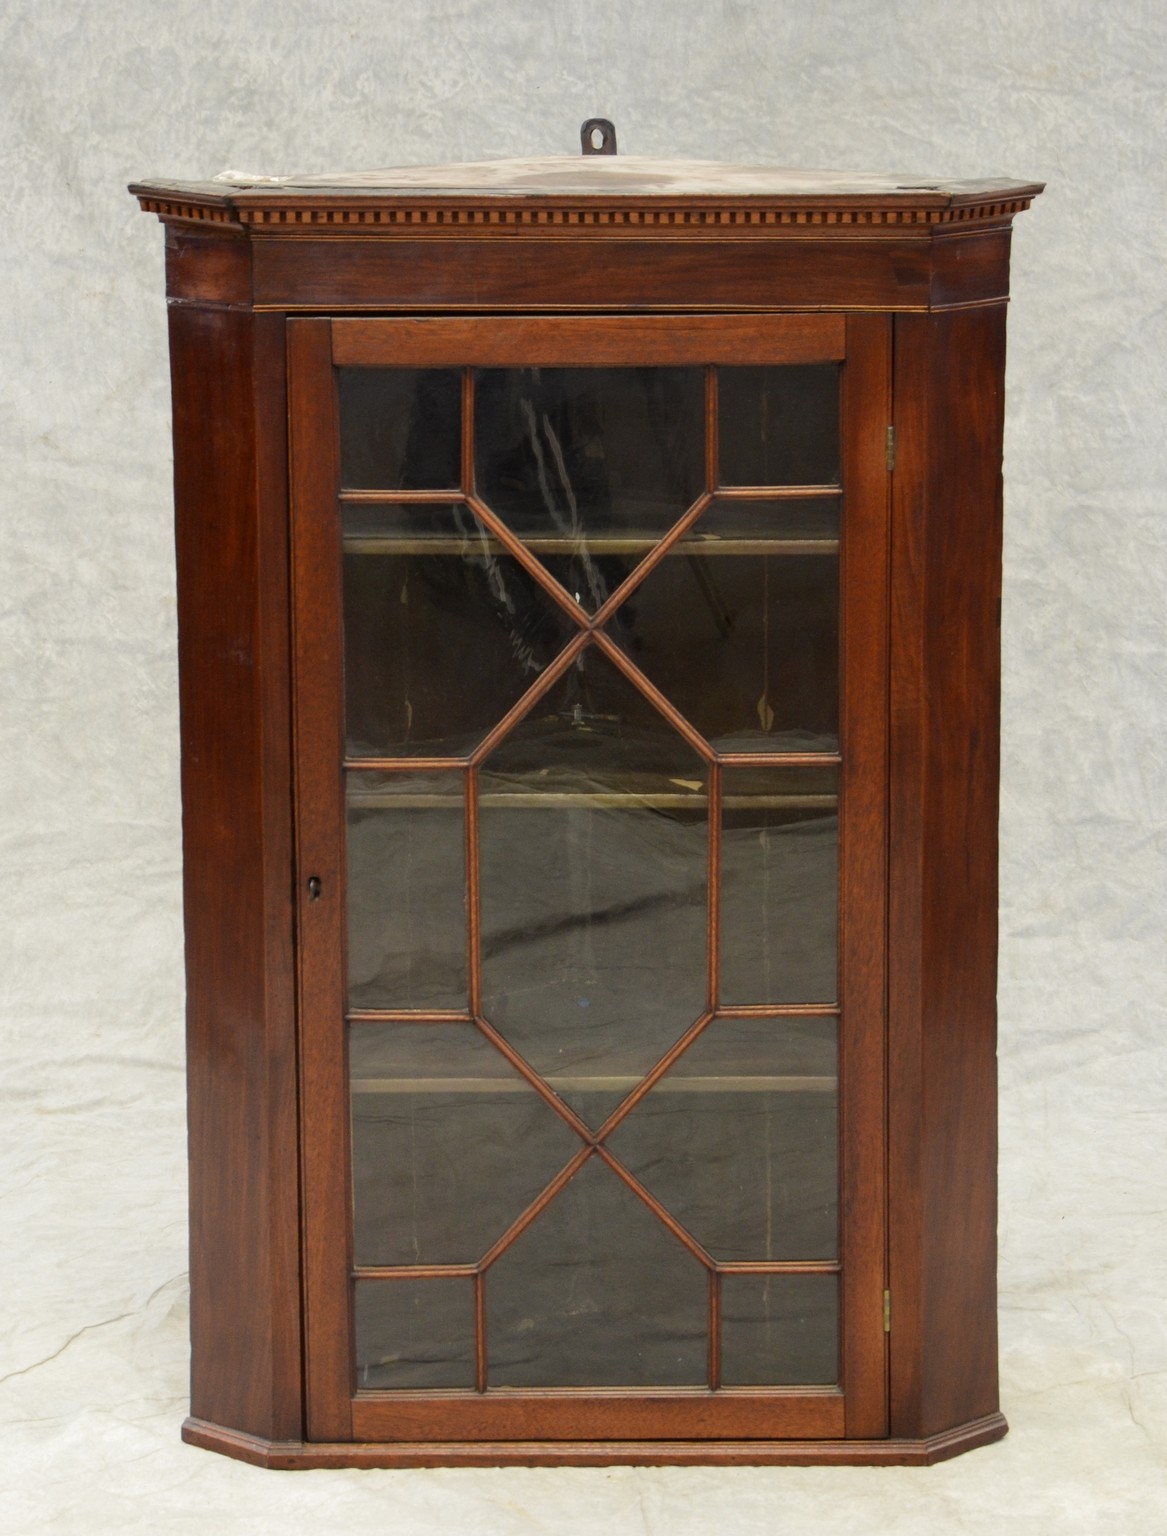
[131,154,1042,232]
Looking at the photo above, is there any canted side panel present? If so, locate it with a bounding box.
[918,306,1004,1432]
[169,305,301,1440]
[889,307,1006,1437]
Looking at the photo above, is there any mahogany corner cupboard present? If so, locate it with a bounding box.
[130,143,1042,1469]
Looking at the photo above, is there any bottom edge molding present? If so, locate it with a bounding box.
[182,1412,1008,1468]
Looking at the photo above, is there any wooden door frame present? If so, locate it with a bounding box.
[287,311,889,1445]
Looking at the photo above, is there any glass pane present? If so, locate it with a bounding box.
[479,650,708,1125]
[350,1023,580,1266]
[354,1277,475,1390]
[486,1156,707,1387]
[720,767,839,1006]
[346,772,466,1011]
[343,503,578,758]
[606,1018,837,1261]
[474,367,705,610]
[609,499,839,753]
[339,367,461,490]
[720,1273,838,1386]
[719,365,840,486]
[693,494,840,547]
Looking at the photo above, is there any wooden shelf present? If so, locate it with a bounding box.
[343,533,839,557]
[346,790,838,810]
[339,484,842,504]
[351,1073,837,1095]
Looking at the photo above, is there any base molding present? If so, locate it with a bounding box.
[182,1411,1008,1469]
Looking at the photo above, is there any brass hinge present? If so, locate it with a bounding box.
[883,1289,891,1333]
[886,426,896,472]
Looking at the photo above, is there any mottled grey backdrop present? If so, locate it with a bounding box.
[2,1,1164,1530]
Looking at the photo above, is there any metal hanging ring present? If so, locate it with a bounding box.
[580,119,617,156]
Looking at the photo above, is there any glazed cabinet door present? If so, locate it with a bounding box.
[288,313,890,1446]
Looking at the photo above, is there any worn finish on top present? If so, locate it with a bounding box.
[158,156,1039,199]
[131,155,1042,233]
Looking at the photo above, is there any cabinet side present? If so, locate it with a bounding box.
[888,304,1007,1438]
[167,297,302,1441]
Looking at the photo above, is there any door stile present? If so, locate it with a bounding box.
[287,317,354,1441]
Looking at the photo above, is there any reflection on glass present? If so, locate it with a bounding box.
[335,360,852,1399]
[719,365,840,486]
[610,499,839,752]
[720,1273,838,1386]
[474,367,704,610]
[350,1024,580,1266]
[339,368,462,490]
[346,772,467,1011]
[343,503,577,758]
[486,1156,707,1387]
[605,1018,837,1261]
[354,1277,476,1390]
[479,650,708,1125]
[720,767,839,1006]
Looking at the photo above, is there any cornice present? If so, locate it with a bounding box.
[130,182,1043,240]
